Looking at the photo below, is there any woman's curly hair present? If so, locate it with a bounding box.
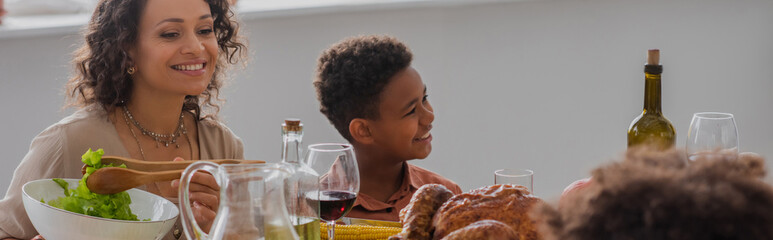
[534,148,773,240]
[66,0,245,119]
[313,35,412,141]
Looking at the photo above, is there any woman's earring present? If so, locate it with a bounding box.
[127,67,136,75]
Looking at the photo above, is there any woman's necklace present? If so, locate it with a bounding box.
[121,108,192,240]
[121,106,194,161]
[123,105,187,148]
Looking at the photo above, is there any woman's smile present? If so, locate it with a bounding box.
[171,61,207,76]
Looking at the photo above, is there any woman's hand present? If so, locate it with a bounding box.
[170,157,220,233]
[559,177,592,209]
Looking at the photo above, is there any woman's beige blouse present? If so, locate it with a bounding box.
[0,106,244,239]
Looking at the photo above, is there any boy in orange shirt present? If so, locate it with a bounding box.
[313,35,462,221]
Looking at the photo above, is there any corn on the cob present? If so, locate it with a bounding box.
[320,222,402,240]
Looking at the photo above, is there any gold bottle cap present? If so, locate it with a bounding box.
[283,118,302,132]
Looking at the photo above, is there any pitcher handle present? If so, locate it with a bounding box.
[179,161,219,240]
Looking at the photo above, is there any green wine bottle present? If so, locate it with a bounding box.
[627,49,676,150]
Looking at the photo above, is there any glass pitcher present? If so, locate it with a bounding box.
[179,162,300,240]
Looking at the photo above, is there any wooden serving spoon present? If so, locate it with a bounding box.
[86,167,183,194]
[83,156,265,194]
[81,156,263,175]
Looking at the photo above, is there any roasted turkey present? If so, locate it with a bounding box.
[389,184,455,240]
[390,184,542,240]
[440,219,519,240]
[432,184,541,240]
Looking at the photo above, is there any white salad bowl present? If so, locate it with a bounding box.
[22,178,178,240]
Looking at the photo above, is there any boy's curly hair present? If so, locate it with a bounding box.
[534,148,773,240]
[314,35,413,141]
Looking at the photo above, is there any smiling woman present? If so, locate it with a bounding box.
[127,0,221,115]
[0,0,245,239]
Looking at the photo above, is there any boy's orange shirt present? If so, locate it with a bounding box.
[345,163,462,222]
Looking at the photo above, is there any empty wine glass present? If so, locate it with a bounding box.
[304,143,359,240]
[686,112,739,161]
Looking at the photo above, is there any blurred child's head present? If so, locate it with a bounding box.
[315,35,434,161]
[534,148,773,240]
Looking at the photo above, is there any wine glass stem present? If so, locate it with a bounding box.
[328,220,336,240]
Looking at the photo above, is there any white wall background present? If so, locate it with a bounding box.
[1,0,772,201]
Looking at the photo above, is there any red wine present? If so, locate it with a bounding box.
[307,190,357,221]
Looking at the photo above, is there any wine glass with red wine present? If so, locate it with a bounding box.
[304,143,359,240]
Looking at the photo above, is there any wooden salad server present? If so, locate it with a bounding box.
[83,156,265,194]
[86,167,183,194]
[81,156,264,174]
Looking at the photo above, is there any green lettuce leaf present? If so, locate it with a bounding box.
[48,148,139,221]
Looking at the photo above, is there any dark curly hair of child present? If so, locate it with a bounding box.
[534,148,773,240]
[314,35,412,141]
